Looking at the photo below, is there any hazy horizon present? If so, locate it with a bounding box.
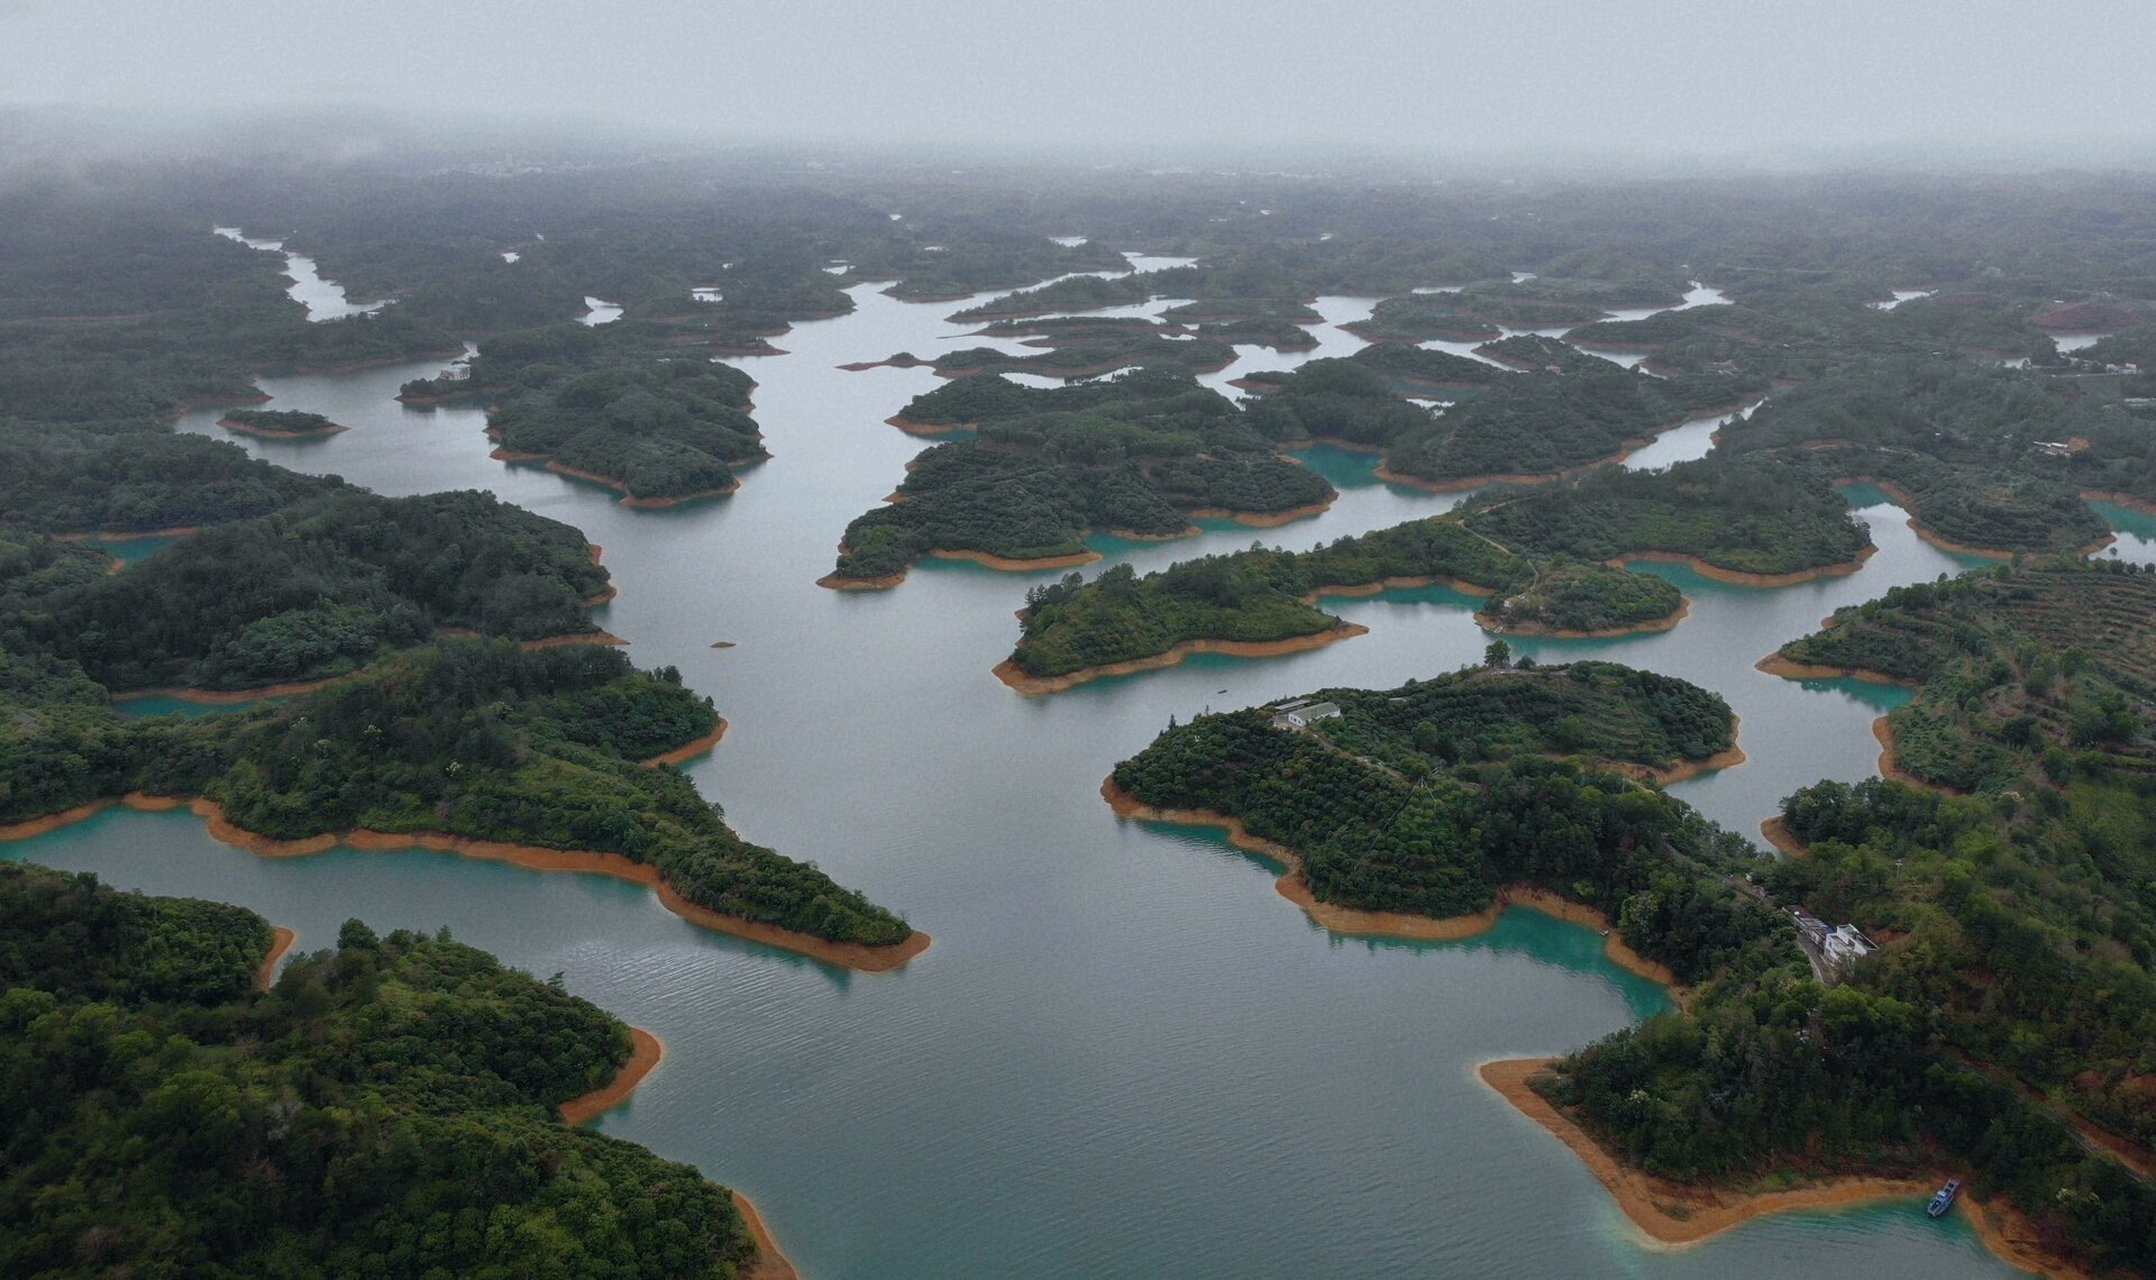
[4,0,2153,173]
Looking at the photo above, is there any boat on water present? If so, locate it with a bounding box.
[1927,1177,1962,1217]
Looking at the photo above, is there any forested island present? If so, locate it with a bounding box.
[824,368,1336,587]
[0,862,781,1278]
[1106,659,1759,968]
[216,407,347,438]
[396,322,771,506]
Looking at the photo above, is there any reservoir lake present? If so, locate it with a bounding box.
[10,263,2048,1278]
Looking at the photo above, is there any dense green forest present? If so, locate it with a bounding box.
[0,426,344,535]
[1711,358,2136,552]
[1230,349,1760,488]
[0,863,758,1278]
[1380,362,1766,484]
[16,130,2156,1274]
[828,369,1336,583]
[1540,561,2156,1275]
[1460,453,1875,578]
[1776,562,2156,792]
[1109,660,1777,978]
[5,490,609,692]
[1,641,914,948]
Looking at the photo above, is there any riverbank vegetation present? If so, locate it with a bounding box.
[0,862,758,1278]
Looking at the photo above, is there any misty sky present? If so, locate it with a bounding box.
[5,0,2152,163]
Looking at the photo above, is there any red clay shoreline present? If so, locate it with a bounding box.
[1477,1058,2080,1277]
[994,625,1369,695]
[544,460,743,509]
[560,1026,665,1126]
[732,1192,801,1280]
[1612,544,1877,588]
[642,719,729,768]
[1848,477,2114,561]
[53,526,204,544]
[112,676,344,705]
[255,926,297,991]
[2,795,929,973]
[1758,815,1807,857]
[1101,778,1686,994]
[558,1025,802,1276]
[1754,652,1918,687]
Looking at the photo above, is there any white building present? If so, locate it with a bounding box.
[1270,699,1342,731]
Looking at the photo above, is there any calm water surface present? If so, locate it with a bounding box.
[213,226,386,322]
[8,281,2022,1278]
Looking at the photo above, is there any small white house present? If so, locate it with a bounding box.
[1270,699,1342,731]
[1821,924,1877,968]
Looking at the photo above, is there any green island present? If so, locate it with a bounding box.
[480,337,766,507]
[1229,350,1763,487]
[1458,451,1877,582]
[999,453,1869,692]
[400,322,769,506]
[824,368,1335,587]
[216,407,347,439]
[1340,293,1502,344]
[2,640,920,962]
[1105,658,1759,959]
[1506,559,2156,1277]
[0,862,774,1278]
[1476,560,1687,637]
[897,331,1238,381]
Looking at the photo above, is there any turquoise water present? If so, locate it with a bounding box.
[4,283,2029,1277]
[87,533,180,565]
[114,696,279,720]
